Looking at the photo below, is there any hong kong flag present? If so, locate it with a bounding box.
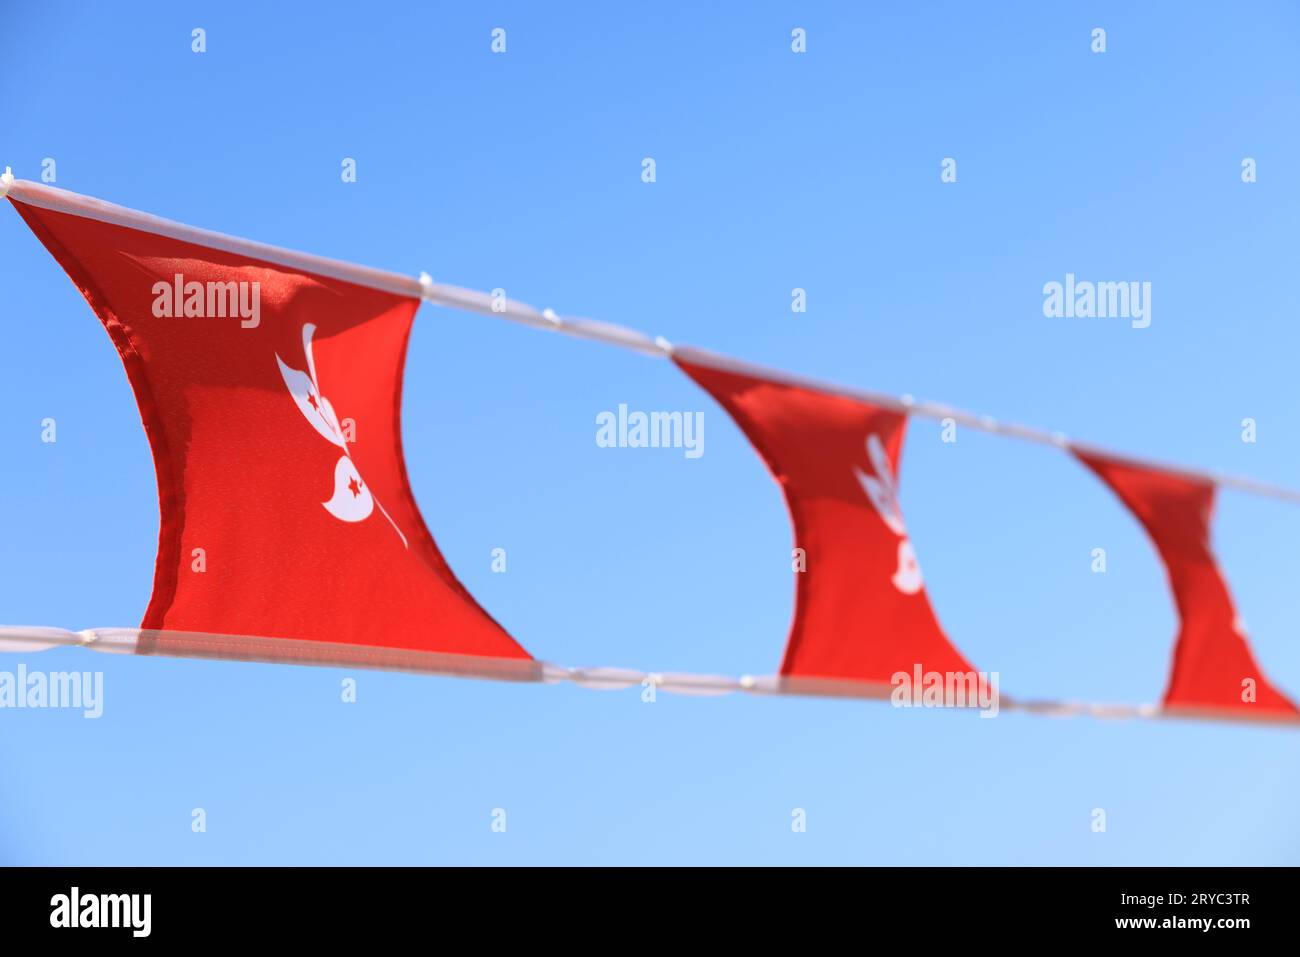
[10,191,533,675]
[675,349,985,695]
[1076,451,1297,720]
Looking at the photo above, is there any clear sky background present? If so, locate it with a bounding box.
[2,1,1299,865]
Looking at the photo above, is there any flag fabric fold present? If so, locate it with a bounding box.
[1075,450,1297,720]
[11,197,533,670]
[674,350,986,697]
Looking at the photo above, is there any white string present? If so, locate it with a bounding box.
[7,176,1294,503]
[0,625,1131,719]
[1,625,1294,726]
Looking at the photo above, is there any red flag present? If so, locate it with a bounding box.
[675,351,984,695]
[12,196,533,672]
[1075,450,1297,720]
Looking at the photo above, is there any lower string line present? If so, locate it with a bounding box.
[3,622,1265,724]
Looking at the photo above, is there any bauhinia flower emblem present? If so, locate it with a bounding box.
[854,433,922,595]
[275,322,408,548]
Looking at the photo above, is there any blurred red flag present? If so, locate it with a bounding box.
[1076,450,1296,720]
[12,197,532,670]
[675,351,985,694]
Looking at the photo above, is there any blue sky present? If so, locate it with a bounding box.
[2,1,1300,864]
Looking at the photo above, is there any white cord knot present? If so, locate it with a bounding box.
[417,271,435,300]
[0,167,14,201]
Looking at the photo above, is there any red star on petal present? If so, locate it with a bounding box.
[347,477,362,498]
[307,393,319,412]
